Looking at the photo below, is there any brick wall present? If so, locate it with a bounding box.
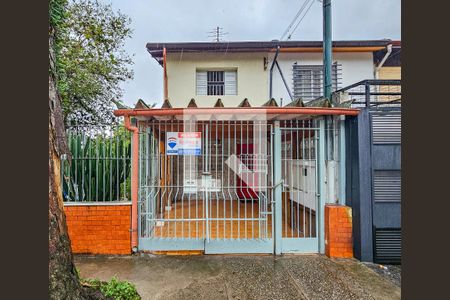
[325,204,353,258]
[64,204,131,255]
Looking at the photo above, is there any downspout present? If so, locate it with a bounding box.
[269,46,280,99]
[374,44,392,79]
[124,115,139,251]
[163,47,168,100]
[275,60,294,101]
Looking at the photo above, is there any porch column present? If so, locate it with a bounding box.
[339,115,346,205]
[318,118,326,254]
[273,121,282,255]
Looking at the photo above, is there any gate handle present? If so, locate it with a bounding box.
[272,180,285,189]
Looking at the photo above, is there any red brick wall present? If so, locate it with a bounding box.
[325,204,353,258]
[64,204,131,255]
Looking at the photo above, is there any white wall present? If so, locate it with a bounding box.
[166,52,268,107]
[268,52,375,104]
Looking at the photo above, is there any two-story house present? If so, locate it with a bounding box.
[146,39,400,107]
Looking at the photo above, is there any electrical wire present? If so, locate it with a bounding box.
[280,0,310,41]
[287,0,315,40]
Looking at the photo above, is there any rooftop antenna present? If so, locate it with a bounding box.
[207,26,229,42]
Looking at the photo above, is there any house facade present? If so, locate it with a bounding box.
[62,39,401,263]
[146,40,400,107]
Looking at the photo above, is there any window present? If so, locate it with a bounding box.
[196,70,237,96]
[292,63,341,100]
[207,71,224,95]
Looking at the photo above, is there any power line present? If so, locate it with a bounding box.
[280,0,310,41]
[287,0,315,40]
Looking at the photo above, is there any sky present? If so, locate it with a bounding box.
[100,0,401,107]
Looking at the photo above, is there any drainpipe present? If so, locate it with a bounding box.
[163,47,168,100]
[275,61,294,101]
[269,46,280,99]
[124,115,139,251]
[375,44,392,79]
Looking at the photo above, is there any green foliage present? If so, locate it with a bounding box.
[82,277,140,300]
[49,0,68,30]
[100,278,140,300]
[56,0,133,126]
[62,125,131,201]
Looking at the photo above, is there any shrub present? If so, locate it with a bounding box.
[82,277,140,300]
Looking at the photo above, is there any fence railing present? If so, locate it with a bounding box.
[61,122,132,203]
[333,79,401,109]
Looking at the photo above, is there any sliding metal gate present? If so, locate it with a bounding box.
[138,120,274,253]
[137,118,323,253]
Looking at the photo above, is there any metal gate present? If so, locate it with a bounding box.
[137,117,324,253]
[276,120,320,253]
[138,119,274,253]
[370,109,401,263]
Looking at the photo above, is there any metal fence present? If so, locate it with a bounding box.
[137,119,275,253]
[333,79,401,109]
[61,122,132,202]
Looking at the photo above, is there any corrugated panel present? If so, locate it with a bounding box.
[196,71,207,95]
[373,170,401,202]
[374,228,401,264]
[371,113,401,144]
[224,71,237,95]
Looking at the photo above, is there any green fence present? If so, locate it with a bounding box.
[61,123,132,202]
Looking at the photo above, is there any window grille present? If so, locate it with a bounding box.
[292,63,342,100]
[196,70,237,96]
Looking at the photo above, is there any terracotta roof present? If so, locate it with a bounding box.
[187,98,198,108]
[161,99,173,108]
[214,98,224,108]
[262,98,279,107]
[238,98,251,107]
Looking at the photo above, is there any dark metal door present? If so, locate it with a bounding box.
[370,110,401,264]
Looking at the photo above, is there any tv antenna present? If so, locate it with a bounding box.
[208,26,229,42]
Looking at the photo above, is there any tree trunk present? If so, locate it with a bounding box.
[49,72,87,300]
[48,24,89,298]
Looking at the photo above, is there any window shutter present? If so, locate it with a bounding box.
[293,63,342,100]
[196,71,207,95]
[224,71,237,95]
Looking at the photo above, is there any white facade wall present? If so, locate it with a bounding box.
[269,52,375,104]
[166,52,268,108]
[164,51,375,107]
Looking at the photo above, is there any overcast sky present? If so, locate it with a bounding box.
[100,0,401,107]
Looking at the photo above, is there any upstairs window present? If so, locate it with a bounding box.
[292,63,341,101]
[207,71,224,95]
[196,70,237,96]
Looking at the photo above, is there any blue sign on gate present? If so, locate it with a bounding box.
[166,132,201,156]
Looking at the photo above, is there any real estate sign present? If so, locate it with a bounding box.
[166,132,201,155]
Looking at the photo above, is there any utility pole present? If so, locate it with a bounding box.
[323,0,332,100]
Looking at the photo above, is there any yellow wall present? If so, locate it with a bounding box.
[378,66,401,79]
[166,52,268,107]
[378,67,401,102]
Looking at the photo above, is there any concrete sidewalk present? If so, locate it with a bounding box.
[75,254,400,300]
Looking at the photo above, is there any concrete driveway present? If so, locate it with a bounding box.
[75,254,400,300]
